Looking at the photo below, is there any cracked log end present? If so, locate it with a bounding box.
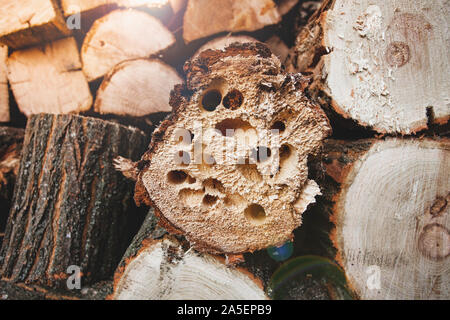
[112,236,267,300]
[7,37,92,117]
[291,0,450,134]
[324,138,450,300]
[137,42,331,254]
[0,45,8,123]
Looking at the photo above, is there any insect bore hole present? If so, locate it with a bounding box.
[167,170,188,184]
[202,90,222,112]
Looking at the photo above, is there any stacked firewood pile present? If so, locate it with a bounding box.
[0,0,448,300]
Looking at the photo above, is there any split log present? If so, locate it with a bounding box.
[0,45,7,122]
[0,127,24,241]
[0,279,113,300]
[81,9,175,81]
[318,138,449,299]
[193,35,258,59]
[7,37,92,117]
[111,212,266,300]
[0,114,148,289]
[290,0,450,134]
[0,0,71,49]
[182,0,281,43]
[94,59,183,117]
[134,42,331,255]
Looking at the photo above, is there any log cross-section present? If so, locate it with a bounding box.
[0,0,71,49]
[319,138,449,300]
[135,43,331,255]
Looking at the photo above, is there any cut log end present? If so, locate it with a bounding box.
[81,9,175,82]
[112,236,267,300]
[7,37,92,117]
[0,0,70,49]
[137,42,331,254]
[325,138,450,300]
[95,59,183,117]
[292,0,450,134]
[193,35,258,60]
[0,114,148,289]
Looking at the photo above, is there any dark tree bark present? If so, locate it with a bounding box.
[0,114,149,289]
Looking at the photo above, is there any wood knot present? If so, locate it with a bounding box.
[385,41,410,67]
[430,196,448,217]
[418,224,450,261]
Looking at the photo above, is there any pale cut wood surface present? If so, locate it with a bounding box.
[193,35,289,67]
[0,0,70,49]
[81,9,175,81]
[0,45,8,122]
[276,0,299,16]
[61,0,170,15]
[334,138,449,300]
[183,0,281,43]
[95,59,183,116]
[169,0,186,13]
[113,237,267,300]
[7,37,92,116]
[317,0,449,133]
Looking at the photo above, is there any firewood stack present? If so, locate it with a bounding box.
[0,0,448,300]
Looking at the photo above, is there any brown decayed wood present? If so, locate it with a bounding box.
[319,138,449,299]
[110,212,267,300]
[0,45,8,122]
[136,42,331,255]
